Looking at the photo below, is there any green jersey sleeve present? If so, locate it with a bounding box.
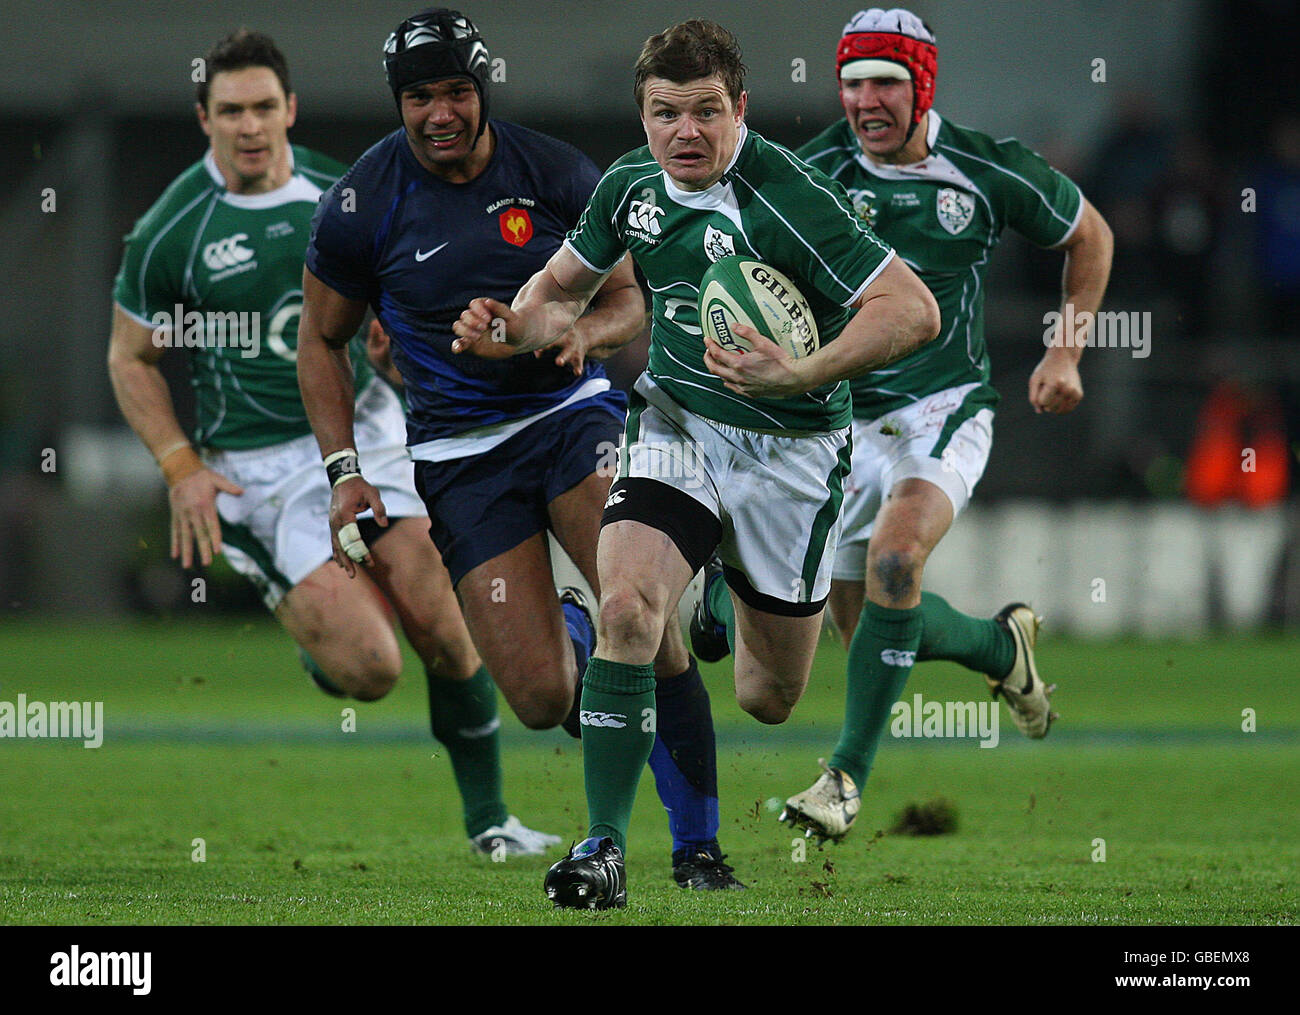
[113,177,212,325]
[564,157,640,274]
[734,139,894,308]
[980,137,1083,249]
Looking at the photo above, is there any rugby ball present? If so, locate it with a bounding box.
[698,256,819,358]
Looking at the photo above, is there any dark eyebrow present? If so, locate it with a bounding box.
[215,98,279,111]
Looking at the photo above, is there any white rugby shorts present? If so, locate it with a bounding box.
[833,382,994,582]
[205,379,424,610]
[619,375,851,609]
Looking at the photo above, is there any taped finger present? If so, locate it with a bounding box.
[338,521,370,563]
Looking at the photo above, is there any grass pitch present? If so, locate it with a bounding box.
[1,619,1296,925]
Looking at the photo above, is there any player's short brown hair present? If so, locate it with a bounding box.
[633,20,746,110]
[196,29,292,109]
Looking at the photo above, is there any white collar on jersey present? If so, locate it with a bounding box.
[203,148,323,209]
[661,122,750,205]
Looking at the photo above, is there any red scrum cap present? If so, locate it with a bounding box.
[836,8,937,137]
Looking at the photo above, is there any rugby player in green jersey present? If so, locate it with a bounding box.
[454,20,940,907]
[107,29,558,856]
[767,8,1115,843]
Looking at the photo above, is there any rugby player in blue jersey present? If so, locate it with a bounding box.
[297,8,744,890]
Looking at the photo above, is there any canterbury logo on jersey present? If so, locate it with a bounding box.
[880,649,917,667]
[202,233,255,270]
[580,710,628,728]
[604,488,626,508]
[627,199,664,235]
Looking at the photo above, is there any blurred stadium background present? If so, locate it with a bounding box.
[2,0,1298,633]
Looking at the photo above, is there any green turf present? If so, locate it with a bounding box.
[1,619,1296,925]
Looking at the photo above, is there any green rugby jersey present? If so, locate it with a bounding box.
[114,146,372,450]
[566,126,894,434]
[798,112,1083,421]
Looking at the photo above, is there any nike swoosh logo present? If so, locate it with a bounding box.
[414,242,449,262]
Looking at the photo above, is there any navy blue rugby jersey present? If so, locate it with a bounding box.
[307,120,625,451]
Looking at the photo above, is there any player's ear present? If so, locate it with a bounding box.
[196,102,211,137]
[284,91,298,129]
[734,90,747,124]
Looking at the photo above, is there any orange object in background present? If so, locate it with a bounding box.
[1185,380,1291,507]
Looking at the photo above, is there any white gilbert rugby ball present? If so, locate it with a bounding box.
[698,256,819,358]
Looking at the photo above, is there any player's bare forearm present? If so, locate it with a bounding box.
[1029,200,1112,414]
[108,350,189,457]
[107,303,243,567]
[796,257,940,390]
[510,267,590,353]
[1048,199,1114,363]
[107,305,191,460]
[544,258,645,373]
[299,269,367,455]
[569,262,644,357]
[298,331,358,456]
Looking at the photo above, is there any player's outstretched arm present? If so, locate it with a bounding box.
[107,304,245,569]
[1032,198,1114,414]
[451,245,610,360]
[298,267,386,577]
[705,255,940,400]
[537,255,644,376]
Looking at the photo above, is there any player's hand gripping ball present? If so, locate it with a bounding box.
[698,256,820,358]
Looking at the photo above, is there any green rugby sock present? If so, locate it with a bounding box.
[830,599,922,790]
[425,666,507,838]
[705,573,736,654]
[582,657,656,854]
[917,591,1015,678]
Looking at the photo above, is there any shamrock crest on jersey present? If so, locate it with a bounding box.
[936,187,975,235]
[703,224,737,263]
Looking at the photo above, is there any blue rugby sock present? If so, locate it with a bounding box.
[647,657,721,858]
[560,595,595,738]
[561,597,594,675]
